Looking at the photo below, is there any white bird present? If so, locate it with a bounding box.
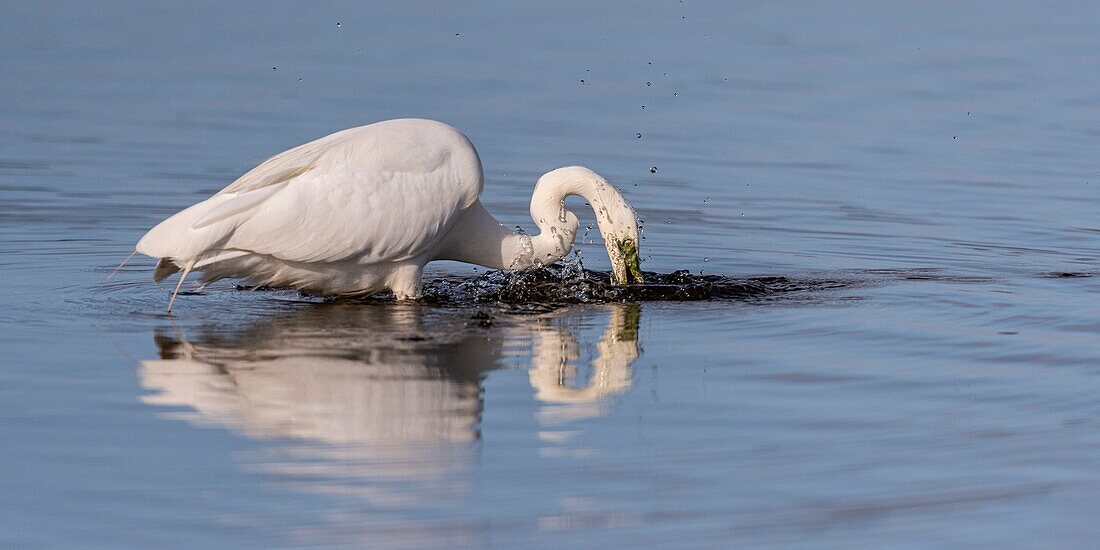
[133,118,642,311]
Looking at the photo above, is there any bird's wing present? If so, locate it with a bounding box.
[137,119,484,265]
[224,165,473,264]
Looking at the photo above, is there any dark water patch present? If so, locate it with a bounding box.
[0,160,49,171]
[1040,271,1093,278]
[413,266,858,307]
[855,268,996,284]
[87,265,998,318]
[24,134,104,144]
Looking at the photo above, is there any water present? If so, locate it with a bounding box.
[2,2,1099,547]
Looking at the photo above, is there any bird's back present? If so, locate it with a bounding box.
[136,119,485,290]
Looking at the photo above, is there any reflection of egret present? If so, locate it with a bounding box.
[138,302,642,509]
[528,304,640,426]
[140,304,492,507]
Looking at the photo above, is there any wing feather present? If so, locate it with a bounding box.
[191,183,289,229]
[138,119,484,269]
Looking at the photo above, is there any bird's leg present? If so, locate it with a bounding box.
[166,259,196,313]
[388,263,424,301]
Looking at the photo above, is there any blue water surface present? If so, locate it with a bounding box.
[2,2,1099,547]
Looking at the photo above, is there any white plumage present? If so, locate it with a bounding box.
[135,118,642,310]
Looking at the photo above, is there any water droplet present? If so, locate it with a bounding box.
[703,257,709,262]
[641,105,646,110]
[635,133,642,139]
[336,22,341,27]
[967,112,971,116]
[455,33,460,37]
[647,81,652,86]
[649,166,657,173]
[703,197,709,204]
[580,79,585,84]
[953,136,958,140]
[272,66,277,71]
[673,92,678,96]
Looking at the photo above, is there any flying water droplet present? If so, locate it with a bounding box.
[336,22,341,27]
[650,166,657,173]
[636,133,642,139]
[703,257,709,262]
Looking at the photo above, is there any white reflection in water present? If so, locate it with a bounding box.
[528,305,639,456]
[138,302,640,510]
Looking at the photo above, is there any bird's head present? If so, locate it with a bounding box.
[588,179,643,286]
[533,166,644,285]
[601,208,643,285]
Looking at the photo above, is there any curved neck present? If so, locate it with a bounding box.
[433,200,575,270]
[434,167,633,274]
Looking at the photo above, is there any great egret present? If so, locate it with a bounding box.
[133,118,643,311]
